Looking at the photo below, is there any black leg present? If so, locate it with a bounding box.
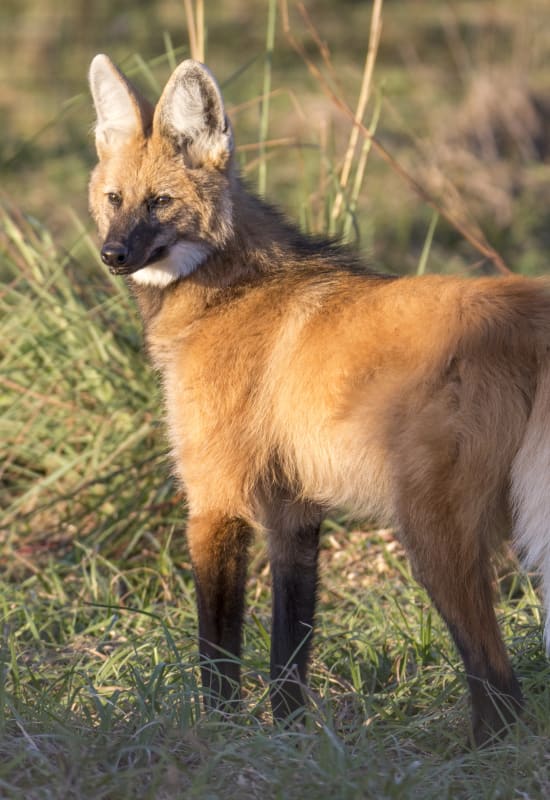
[187,514,252,711]
[269,519,321,721]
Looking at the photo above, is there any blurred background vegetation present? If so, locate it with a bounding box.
[2,0,550,274]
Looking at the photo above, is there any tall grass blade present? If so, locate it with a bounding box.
[258,0,277,196]
[417,210,439,275]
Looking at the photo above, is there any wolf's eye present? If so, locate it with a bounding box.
[107,192,122,207]
[153,195,172,208]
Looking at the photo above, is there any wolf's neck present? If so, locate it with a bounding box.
[130,177,309,318]
[231,179,307,257]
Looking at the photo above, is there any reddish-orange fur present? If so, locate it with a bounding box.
[89,55,550,745]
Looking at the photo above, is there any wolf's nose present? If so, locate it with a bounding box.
[101,242,129,268]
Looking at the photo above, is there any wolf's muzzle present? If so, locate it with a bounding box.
[101,241,130,273]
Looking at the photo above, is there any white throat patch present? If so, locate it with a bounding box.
[130,241,211,288]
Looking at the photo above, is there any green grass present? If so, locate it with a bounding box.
[3,1,550,797]
[1,506,549,797]
[2,178,550,800]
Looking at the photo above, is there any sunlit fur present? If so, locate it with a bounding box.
[89,55,550,746]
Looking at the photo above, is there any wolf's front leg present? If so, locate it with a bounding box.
[187,514,252,711]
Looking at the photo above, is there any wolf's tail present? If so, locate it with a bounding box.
[512,361,550,650]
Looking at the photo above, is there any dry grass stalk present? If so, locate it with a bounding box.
[237,136,298,153]
[331,0,383,223]
[229,87,306,125]
[183,0,204,62]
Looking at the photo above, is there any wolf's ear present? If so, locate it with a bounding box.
[154,60,233,169]
[89,54,153,157]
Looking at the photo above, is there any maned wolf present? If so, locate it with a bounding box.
[89,54,550,745]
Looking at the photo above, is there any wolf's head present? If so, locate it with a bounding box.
[89,56,234,288]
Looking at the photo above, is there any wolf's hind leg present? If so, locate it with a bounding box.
[398,510,522,746]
